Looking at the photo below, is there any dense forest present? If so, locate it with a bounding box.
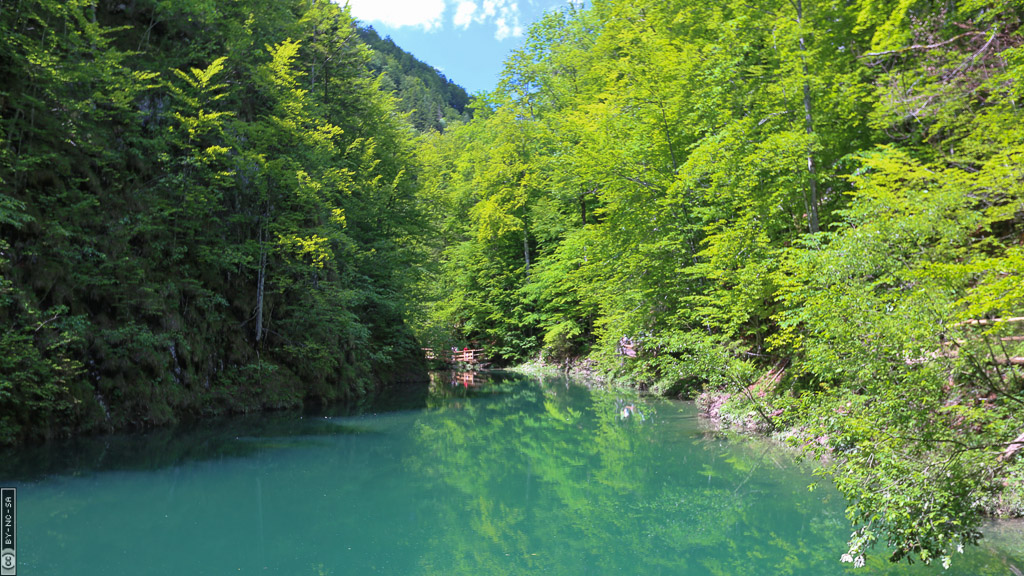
[2,0,1023,568]
[0,0,433,441]
[412,0,1024,568]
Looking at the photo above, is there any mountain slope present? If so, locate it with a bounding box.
[359,26,473,133]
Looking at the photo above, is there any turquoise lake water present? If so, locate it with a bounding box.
[2,372,1021,575]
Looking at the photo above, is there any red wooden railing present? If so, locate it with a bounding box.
[422,348,488,364]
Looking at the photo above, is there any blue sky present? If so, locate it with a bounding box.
[341,0,582,94]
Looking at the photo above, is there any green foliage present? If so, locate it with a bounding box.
[768,144,1024,565]
[0,0,428,443]
[0,266,85,440]
[3,0,1022,566]
[416,0,1024,567]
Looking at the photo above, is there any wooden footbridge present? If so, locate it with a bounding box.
[423,347,490,367]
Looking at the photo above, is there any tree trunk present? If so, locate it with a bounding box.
[795,0,820,234]
[255,223,267,343]
[310,1,318,92]
[523,228,531,278]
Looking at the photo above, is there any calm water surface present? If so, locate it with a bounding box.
[3,373,1021,575]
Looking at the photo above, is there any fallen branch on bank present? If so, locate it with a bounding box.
[956,317,1024,327]
[1000,431,1024,463]
[904,319,1024,365]
[905,350,1024,366]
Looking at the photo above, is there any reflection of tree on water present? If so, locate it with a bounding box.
[403,375,867,576]
[405,376,1019,575]
[15,373,1021,576]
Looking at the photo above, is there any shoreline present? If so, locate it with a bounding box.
[694,388,1024,522]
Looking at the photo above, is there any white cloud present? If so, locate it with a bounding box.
[481,0,499,18]
[494,1,523,41]
[342,0,523,40]
[459,0,523,40]
[494,16,523,41]
[343,0,446,30]
[453,1,478,28]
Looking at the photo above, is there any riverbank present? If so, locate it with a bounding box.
[695,388,1024,521]
[1,347,430,447]
[505,357,605,383]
